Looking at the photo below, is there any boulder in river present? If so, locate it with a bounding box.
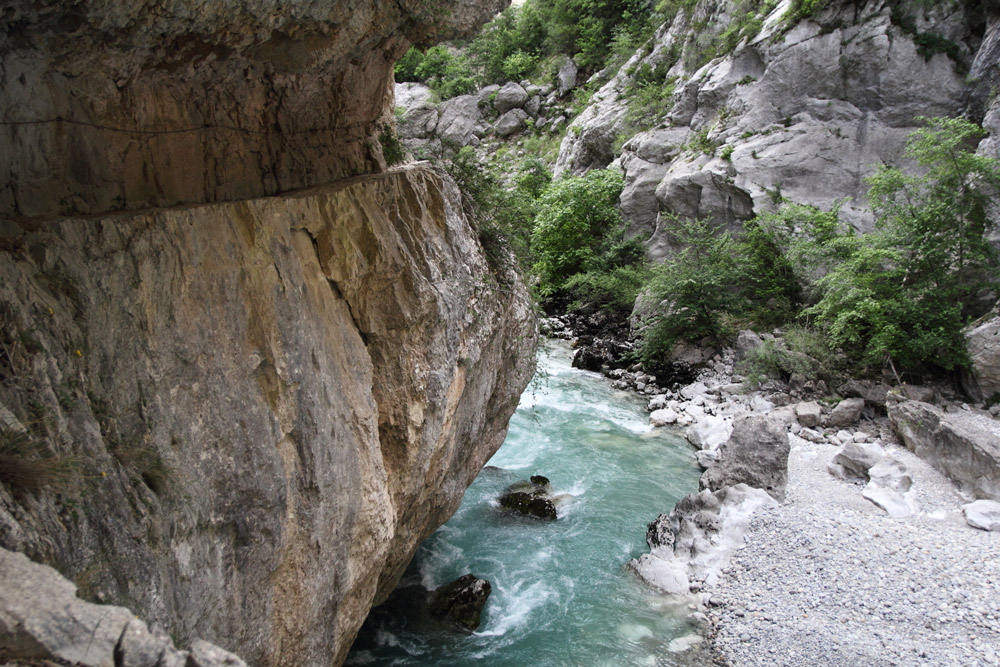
[499,477,558,520]
[427,574,492,632]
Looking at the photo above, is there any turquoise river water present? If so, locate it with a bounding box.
[347,341,702,666]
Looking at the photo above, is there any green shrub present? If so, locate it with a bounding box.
[395,46,425,83]
[531,168,627,293]
[741,326,841,387]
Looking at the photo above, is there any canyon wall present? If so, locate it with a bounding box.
[1,2,535,666]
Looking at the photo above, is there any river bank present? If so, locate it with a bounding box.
[541,314,1000,665]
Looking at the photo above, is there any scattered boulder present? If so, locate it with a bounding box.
[494,82,529,114]
[557,58,578,96]
[685,414,732,451]
[498,478,558,520]
[734,330,764,361]
[888,398,1000,500]
[965,314,1000,400]
[825,397,865,427]
[435,94,483,146]
[0,547,246,667]
[861,483,918,518]
[963,499,1000,531]
[830,441,886,480]
[494,108,529,137]
[794,401,822,428]
[427,574,492,632]
[525,95,542,117]
[838,379,892,410]
[699,416,790,500]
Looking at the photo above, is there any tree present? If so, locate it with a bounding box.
[806,117,1000,375]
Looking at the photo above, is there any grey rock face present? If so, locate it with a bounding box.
[700,416,790,500]
[557,58,578,96]
[0,163,537,667]
[494,82,529,114]
[794,402,822,428]
[0,547,245,667]
[889,399,1000,500]
[495,109,530,137]
[965,315,1000,400]
[436,94,483,146]
[0,0,508,218]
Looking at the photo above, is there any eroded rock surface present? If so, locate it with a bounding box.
[0,163,536,666]
[0,0,507,218]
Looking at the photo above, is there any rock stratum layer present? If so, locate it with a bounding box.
[0,162,536,666]
[0,0,506,218]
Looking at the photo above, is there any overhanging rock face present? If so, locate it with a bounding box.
[0,163,536,666]
[0,0,507,218]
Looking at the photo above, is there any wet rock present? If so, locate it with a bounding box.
[499,478,558,520]
[700,417,790,501]
[427,574,492,632]
[646,514,675,551]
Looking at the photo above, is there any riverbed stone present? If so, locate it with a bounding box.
[499,479,558,520]
[686,415,732,451]
[795,401,822,428]
[651,408,679,426]
[831,441,885,480]
[700,416,791,500]
[962,499,1000,531]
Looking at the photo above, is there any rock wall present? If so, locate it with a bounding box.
[554,0,993,261]
[0,163,537,666]
[0,0,507,219]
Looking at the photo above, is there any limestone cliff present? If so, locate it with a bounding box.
[0,0,506,218]
[0,2,535,664]
[0,162,536,666]
[554,0,995,260]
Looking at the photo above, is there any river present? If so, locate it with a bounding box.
[347,340,702,666]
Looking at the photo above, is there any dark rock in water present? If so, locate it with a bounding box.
[499,476,558,519]
[645,513,674,551]
[499,491,558,520]
[572,345,607,372]
[427,574,492,632]
[699,416,790,500]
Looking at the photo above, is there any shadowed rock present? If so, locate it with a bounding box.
[427,574,492,632]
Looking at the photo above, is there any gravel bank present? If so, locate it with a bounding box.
[705,430,1000,666]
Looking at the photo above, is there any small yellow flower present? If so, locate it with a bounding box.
[76,349,82,357]
[48,307,53,315]
[101,471,107,477]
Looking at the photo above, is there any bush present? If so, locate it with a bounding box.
[531,168,627,293]
[395,46,425,83]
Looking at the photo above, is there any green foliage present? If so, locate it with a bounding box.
[685,127,720,155]
[640,217,748,366]
[502,50,539,81]
[802,118,1000,374]
[531,169,627,293]
[738,218,801,326]
[378,127,407,166]
[889,2,965,70]
[782,0,827,24]
[395,46,425,83]
[445,147,546,278]
[621,54,679,137]
[394,45,477,99]
[742,326,842,387]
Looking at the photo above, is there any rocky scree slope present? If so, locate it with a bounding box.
[0,2,537,667]
[555,0,998,260]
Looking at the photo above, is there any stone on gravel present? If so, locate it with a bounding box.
[888,398,1000,499]
[861,483,918,518]
[962,499,1000,531]
[825,397,865,427]
[700,417,790,500]
[795,401,822,427]
[680,381,709,400]
[831,441,886,479]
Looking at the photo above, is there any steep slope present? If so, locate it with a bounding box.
[555,0,993,260]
